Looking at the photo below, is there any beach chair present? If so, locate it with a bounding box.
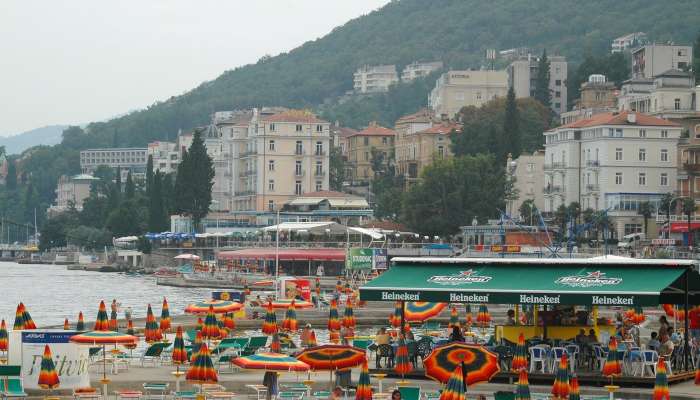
[140,343,166,367]
[171,391,197,400]
[72,387,101,400]
[278,391,304,400]
[0,365,26,399]
[593,346,608,372]
[213,338,249,356]
[185,330,198,343]
[421,321,440,331]
[528,347,547,373]
[114,390,142,400]
[312,391,330,400]
[398,386,420,400]
[142,383,169,400]
[493,392,515,400]
[241,336,268,355]
[423,391,440,400]
[549,347,566,372]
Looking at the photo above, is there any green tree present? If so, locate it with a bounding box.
[125,171,135,198]
[681,197,696,247]
[174,130,214,230]
[106,200,147,237]
[148,171,167,232]
[329,147,346,191]
[694,31,700,81]
[5,160,17,190]
[146,155,154,195]
[554,204,569,239]
[518,199,537,226]
[503,86,520,158]
[637,201,654,236]
[534,50,552,110]
[659,193,676,238]
[66,225,112,250]
[39,209,80,250]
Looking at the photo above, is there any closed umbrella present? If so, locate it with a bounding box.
[394,337,412,381]
[328,299,341,331]
[13,304,25,330]
[201,305,221,341]
[38,345,60,390]
[76,312,85,331]
[465,304,473,328]
[551,353,570,400]
[389,302,402,329]
[270,333,281,353]
[191,331,203,363]
[653,357,670,400]
[343,298,356,329]
[196,318,203,331]
[144,304,163,343]
[308,331,318,347]
[511,333,528,372]
[160,298,171,332]
[109,301,118,331]
[355,359,372,400]
[282,301,298,332]
[223,313,235,330]
[171,326,188,391]
[476,304,491,328]
[186,342,218,384]
[63,318,70,330]
[336,280,343,293]
[449,307,460,329]
[514,369,530,400]
[569,375,580,400]
[0,320,8,353]
[126,319,135,336]
[94,301,110,331]
[602,337,622,384]
[439,365,466,400]
[23,304,37,330]
[262,301,278,335]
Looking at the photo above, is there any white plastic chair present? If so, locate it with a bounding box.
[529,347,547,373]
[549,347,566,372]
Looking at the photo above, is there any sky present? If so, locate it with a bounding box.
[0,0,390,137]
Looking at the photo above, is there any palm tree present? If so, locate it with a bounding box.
[659,193,675,239]
[681,197,696,247]
[637,202,654,237]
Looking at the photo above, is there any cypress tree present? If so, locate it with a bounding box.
[534,49,551,109]
[125,171,135,198]
[146,155,154,196]
[174,130,214,231]
[148,171,165,232]
[503,86,520,158]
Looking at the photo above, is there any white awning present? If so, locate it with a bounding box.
[348,227,384,240]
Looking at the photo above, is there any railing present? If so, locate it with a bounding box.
[586,160,600,167]
[544,162,566,169]
[544,185,564,194]
[294,150,305,156]
[314,170,326,177]
[683,163,700,172]
[234,191,255,197]
[241,150,257,157]
[585,184,600,191]
[655,214,700,222]
[294,170,305,177]
[314,151,327,156]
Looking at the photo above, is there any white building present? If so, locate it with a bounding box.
[632,44,693,79]
[618,69,700,121]
[401,61,443,81]
[48,174,98,216]
[79,147,148,181]
[147,141,179,174]
[505,151,546,220]
[428,70,509,119]
[353,65,399,93]
[507,54,568,115]
[543,111,681,238]
[611,32,648,53]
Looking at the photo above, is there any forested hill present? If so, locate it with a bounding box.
[65,0,700,147]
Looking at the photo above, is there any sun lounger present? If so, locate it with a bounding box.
[245,384,268,400]
[172,391,197,400]
[205,391,236,400]
[278,392,303,400]
[142,383,169,400]
[0,366,26,399]
[72,387,101,400]
[398,386,420,400]
[114,390,142,400]
[241,336,268,356]
[140,343,167,367]
[213,338,249,355]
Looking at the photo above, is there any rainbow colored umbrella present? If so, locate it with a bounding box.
[196,317,203,331]
[439,364,466,400]
[185,300,243,314]
[405,302,447,322]
[389,302,402,329]
[70,330,137,345]
[191,331,203,363]
[38,344,60,389]
[160,298,171,332]
[282,300,298,332]
[232,352,310,372]
[449,307,460,329]
[94,300,110,331]
[394,337,413,379]
[145,304,163,343]
[653,357,670,400]
[476,304,491,327]
[126,319,135,336]
[262,302,278,335]
[63,318,70,330]
[551,353,570,400]
[268,299,314,309]
[465,304,473,327]
[23,304,37,330]
[223,313,235,330]
[296,345,366,371]
[201,305,221,340]
[329,330,341,344]
[270,333,281,353]
[186,343,218,383]
[328,299,341,331]
[76,312,85,331]
[0,320,8,352]
[172,326,188,366]
[569,375,580,400]
[514,369,530,400]
[343,298,356,329]
[308,331,318,347]
[13,304,25,330]
[602,337,622,382]
[511,333,528,372]
[355,359,372,400]
[424,342,500,386]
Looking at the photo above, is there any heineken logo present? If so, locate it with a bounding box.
[555,271,622,288]
[450,293,489,303]
[592,295,634,305]
[428,269,492,285]
[381,291,420,301]
[520,294,561,304]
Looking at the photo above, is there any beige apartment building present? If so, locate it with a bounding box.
[560,74,617,125]
[505,151,545,219]
[48,174,98,216]
[508,54,568,115]
[347,123,396,183]
[353,65,399,94]
[401,61,443,81]
[395,123,460,185]
[429,70,508,119]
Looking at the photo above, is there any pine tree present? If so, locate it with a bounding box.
[534,49,552,109]
[148,171,165,232]
[125,171,135,198]
[503,86,520,158]
[693,31,700,82]
[174,130,214,231]
[146,155,154,196]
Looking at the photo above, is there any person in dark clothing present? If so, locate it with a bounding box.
[449,326,465,342]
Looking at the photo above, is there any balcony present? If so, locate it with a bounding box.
[543,185,564,194]
[586,160,600,168]
[314,150,327,157]
[544,162,566,170]
[683,163,700,173]
[241,150,257,157]
[585,184,600,192]
[314,170,326,177]
[294,170,305,177]
[294,149,305,156]
[239,170,255,177]
[234,190,255,197]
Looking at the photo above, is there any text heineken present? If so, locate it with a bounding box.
[592,295,634,305]
[520,294,561,304]
[449,293,489,303]
[381,291,420,301]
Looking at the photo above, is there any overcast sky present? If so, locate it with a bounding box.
[0,0,390,137]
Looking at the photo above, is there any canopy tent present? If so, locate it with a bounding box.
[359,257,700,306]
[261,221,384,240]
[219,248,345,262]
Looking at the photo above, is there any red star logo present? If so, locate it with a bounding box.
[460,269,476,276]
[586,271,605,278]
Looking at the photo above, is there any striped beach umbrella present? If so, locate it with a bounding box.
[329,330,341,344]
[126,319,135,336]
[551,353,569,400]
[355,359,372,400]
[476,304,491,327]
[514,369,530,400]
[70,330,137,345]
[343,298,356,329]
[13,303,25,330]
[172,326,188,366]
[394,337,413,379]
[191,331,203,363]
[405,302,447,322]
[201,305,221,340]
[389,302,402,329]
[439,365,466,400]
[63,318,70,330]
[160,297,171,332]
[94,301,110,331]
[109,309,118,331]
[76,312,85,331]
[465,304,473,327]
[308,331,318,347]
[145,304,163,343]
[424,342,500,385]
[511,333,528,372]
[569,375,580,400]
[262,301,278,335]
[602,337,622,380]
[0,320,8,352]
[328,299,341,331]
[295,345,366,371]
[270,333,281,353]
[186,343,218,383]
[448,307,460,329]
[282,300,298,332]
[23,304,37,330]
[185,300,243,315]
[223,313,235,330]
[268,299,314,309]
[38,345,60,389]
[653,357,670,400]
[232,352,310,372]
[196,317,203,331]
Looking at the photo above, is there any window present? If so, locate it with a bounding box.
[316,124,323,133]
[615,129,623,137]
[382,137,388,145]
[615,173,623,185]
[268,200,274,211]
[315,160,323,175]
[555,79,562,86]
[295,141,303,155]
[269,140,275,151]
[555,91,561,98]
[296,124,303,132]
[268,179,275,191]
[268,160,275,171]
[639,148,646,161]
[555,102,561,109]
[562,150,566,165]
[295,161,302,176]
[661,149,668,162]
[624,224,643,236]
[615,148,623,161]
[269,124,276,132]
[675,98,681,110]
[661,130,669,138]
[315,181,322,191]
[295,181,302,195]
[438,146,445,158]
[364,152,369,161]
[661,173,668,186]
[475,92,482,100]
[363,137,369,146]
[638,173,646,185]
[639,129,646,138]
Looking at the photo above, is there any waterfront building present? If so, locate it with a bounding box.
[507,53,568,115]
[80,147,148,181]
[560,74,618,125]
[353,65,399,94]
[48,174,98,216]
[505,151,545,220]
[429,70,509,119]
[401,61,443,81]
[611,32,648,53]
[631,44,693,79]
[347,122,396,184]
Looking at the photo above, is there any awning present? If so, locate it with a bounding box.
[218,248,345,262]
[661,222,700,233]
[360,257,700,306]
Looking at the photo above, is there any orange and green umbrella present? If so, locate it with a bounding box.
[355,359,372,400]
[76,312,85,331]
[394,337,412,379]
[602,337,622,380]
[38,344,60,390]
[569,375,580,400]
[329,330,341,344]
[448,307,460,329]
[222,313,235,330]
[389,302,402,329]
[0,320,8,352]
[23,304,37,330]
[232,352,310,372]
[270,333,281,353]
[201,305,221,340]
[424,342,499,386]
[465,304,473,327]
[186,342,218,383]
[196,317,203,331]
[306,331,318,347]
[343,298,356,329]
[282,300,298,332]
[126,319,135,336]
[94,301,110,331]
[551,353,569,400]
[268,299,314,309]
[295,345,367,371]
[145,304,163,343]
[653,357,670,400]
[695,366,700,385]
[160,298,171,332]
[514,369,530,400]
[511,333,528,372]
[70,330,137,345]
[13,303,25,330]
[476,304,491,327]
[185,300,243,314]
[172,326,188,365]
[63,318,70,330]
[405,302,446,322]
[262,302,278,335]
[109,306,118,331]
[439,364,466,400]
[328,299,341,331]
[191,331,203,363]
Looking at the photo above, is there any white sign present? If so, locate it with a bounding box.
[20,331,90,390]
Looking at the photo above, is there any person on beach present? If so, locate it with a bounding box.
[300,324,313,347]
[124,307,132,321]
[329,386,343,400]
[391,389,401,400]
[449,325,465,342]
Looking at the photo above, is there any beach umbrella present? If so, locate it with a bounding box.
[308,331,318,347]
[38,344,60,390]
[126,319,135,336]
[449,307,460,329]
[23,304,37,330]
[465,304,473,328]
[343,298,356,329]
[201,305,221,340]
[94,300,110,331]
[191,331,203,363]
[329,330,341,344]
[185,299,243,314]
[551,353,570,400]
[270,333,281,353]
[145,304,163,343]
[511,333,528,372]
[569,375,580,400]
[70,329,138,395]
[695,366,700,385]
[0,320,8,352]
[514,369,530,400]
[476,304,491,327]
[76,312,85,331]
[268,299,314,309]
[296,345,367,371]
[186,342,218,383]
[196,317,204,331]
[602,337,622,382]
[232,352,310,371]
[405,302,447,322]
[328,299,341,331]
[423,342,500,386]
[653,357,670,400]
[160,297,171,332]
[244,284,251,296]
[336,280,343,293]
[13,303,25,330]
[389,302,402,329]
[63,318,70,330]
[223,313,235,330]
[172,326,188,365]
[355,359,372,400]
[439,365,466,400]
[262,302,278,335]
[632,306,646,325]
[282,300,298,332]
[109,309,118,331]
[394,337,413,379]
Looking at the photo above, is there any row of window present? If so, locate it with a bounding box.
[548,128,671,144]
[613,172,669,186]
[82,158,146,164]
[265,140,325,154]
[81,151,146,157]
[268,123,326,133]
[551,147,670,164]
[266,180,324,195]
[267,160,325,175]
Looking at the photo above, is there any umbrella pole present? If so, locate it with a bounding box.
[461,361,466,392]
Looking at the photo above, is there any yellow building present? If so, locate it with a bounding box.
[347,122,396,183]
[395,123,461,185]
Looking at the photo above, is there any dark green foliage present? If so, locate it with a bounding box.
[503,86,520,158]
[174,130,214,230]
[534,50,551,109]
[125,172,135,198]
[146,155,154,195]
[66,225,112,250]
[694,32,700,82]
[329,147,346,191]
[518,199,538,226]
[148,171,168,232]
[39,209,79,250]
[5,160,17,190]
[637,201,654,236]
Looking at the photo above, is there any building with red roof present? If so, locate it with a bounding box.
[347,122,396,183]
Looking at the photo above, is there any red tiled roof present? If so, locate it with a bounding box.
[335,127,358,138]
[350,124,396,137]
[260,110,327,123]
[417,123,461,135]
[396,108,433,124]
[553,111,680,130]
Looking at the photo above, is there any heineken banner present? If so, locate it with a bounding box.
[346,248,388,271]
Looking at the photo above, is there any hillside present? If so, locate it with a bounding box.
[68,0,700,148]
[0,125,68,154]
